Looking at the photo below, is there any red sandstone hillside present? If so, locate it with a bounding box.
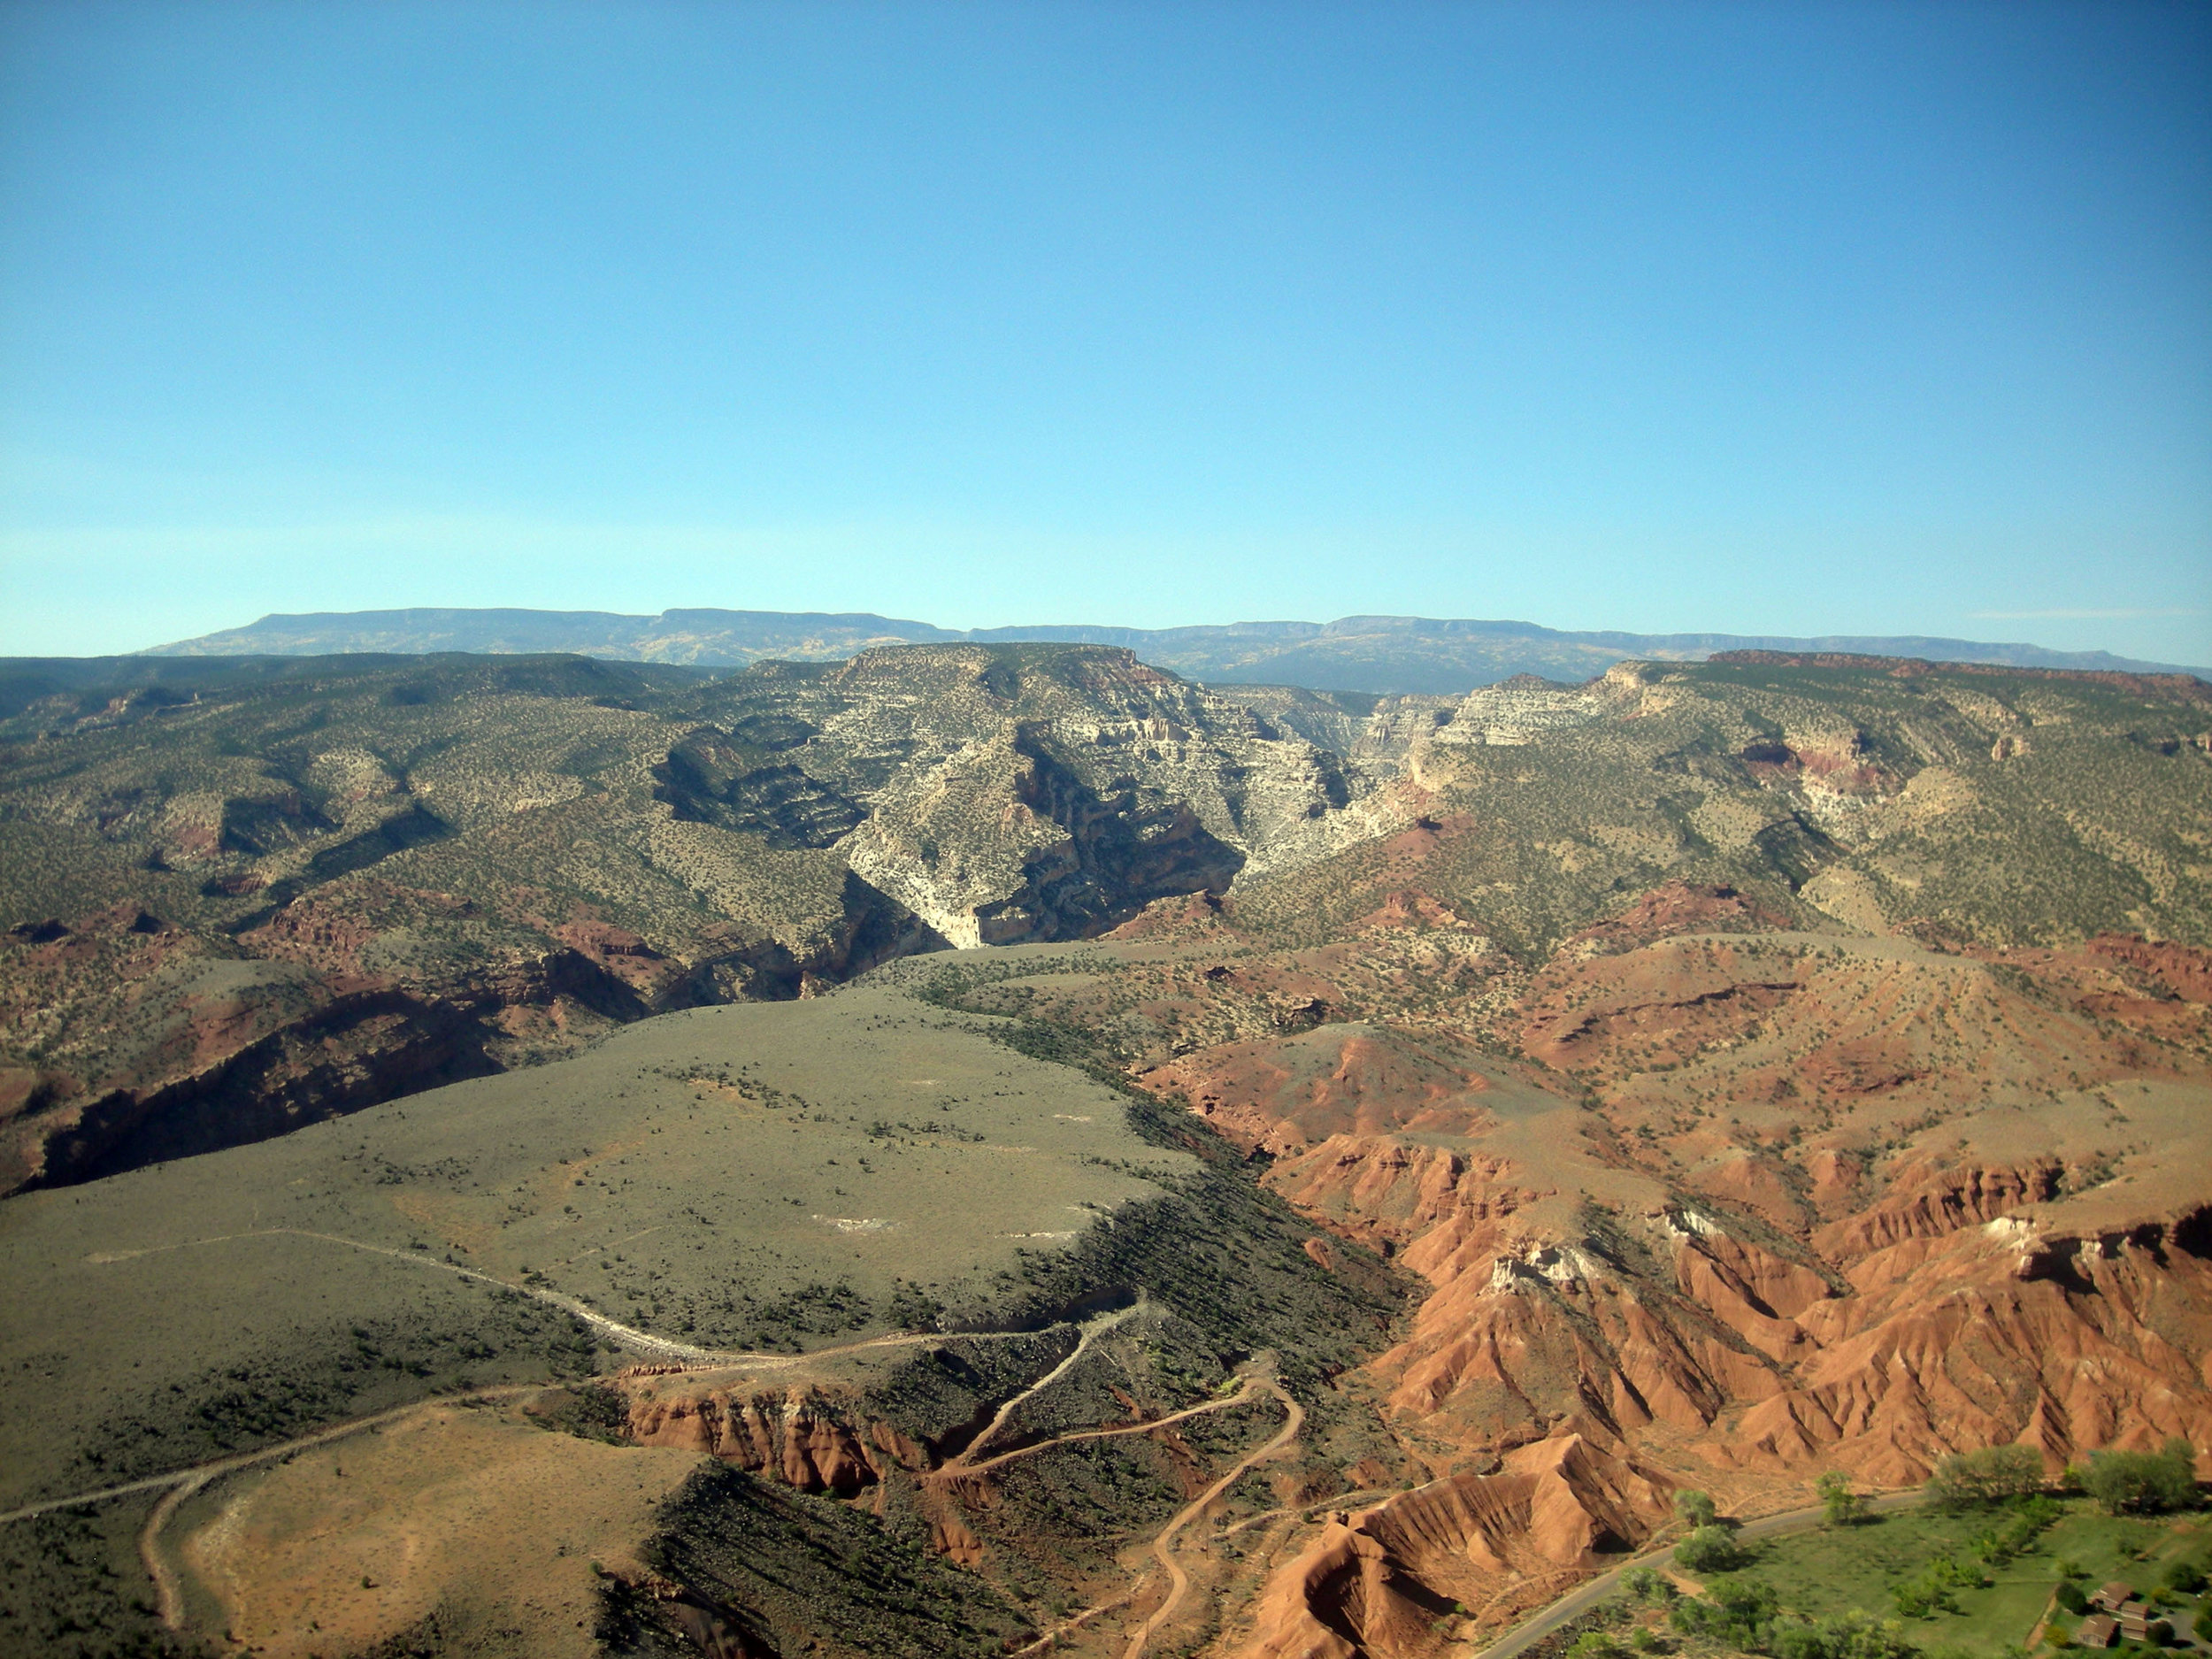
[1111,880,2212,1658]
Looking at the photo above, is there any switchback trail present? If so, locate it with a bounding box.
[1121,1376,1305,1659]
[15,1305,1164,1632]
[10,1242,1137,1530]
[943,1297,1145,1471]
[950,1374,1267,1481]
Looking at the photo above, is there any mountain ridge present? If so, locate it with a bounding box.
[140,606,2209,693]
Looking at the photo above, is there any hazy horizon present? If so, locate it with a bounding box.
[100,602,2208,678]
[4,2,2208,661]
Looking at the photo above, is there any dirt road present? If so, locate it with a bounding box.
[12,1257,1296,1654]
[1121,1376,1306,1659]
[954,1374,1269,1481]
[951,1298,1146,1468]
[2,1251,1125,1532]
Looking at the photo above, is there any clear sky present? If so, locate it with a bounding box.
[2,1,2208,662]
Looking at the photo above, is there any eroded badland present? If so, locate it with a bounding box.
[1,643,2208,1659]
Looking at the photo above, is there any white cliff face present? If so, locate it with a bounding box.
[1432,680,1609,748]
[668,645,1386,947]
[840,731,1061,949]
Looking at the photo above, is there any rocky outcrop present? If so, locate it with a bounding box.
[845,722,1248,948]
[1732,1204,2212,1483]
[624,1379,928,1498]
[9,947,646,1189]
[1239,1436,1673,1659]
[1811,1159,2064,1260]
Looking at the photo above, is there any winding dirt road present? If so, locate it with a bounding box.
[19,1238,1317,1655]
[1120,1376,1305,1659]
[954,1374,1269,1481]
[0,1386,529,1532]
[79,1222,1095,1377]
[951,1298,1147,1468]
[122,1386,536,1627]
[87,1225,826,1366]
[9,1233,1157,1642]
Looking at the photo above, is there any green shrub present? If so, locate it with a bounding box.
[2056,1582,2089,1616]
[1671,1579,1778,1649]
[1675,1525,1750,1574]
[2158,1558,2203,1594]
[1892,1550,1990,1618]
[1675,1489,1719,1529]
[1816,1471,1868,1526]
[1770,1610,1920,1659]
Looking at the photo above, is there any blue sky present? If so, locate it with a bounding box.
[2,1,2208,662]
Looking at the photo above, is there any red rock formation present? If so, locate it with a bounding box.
[623,1379,927,1497]
[1238,1437,1673,1659]
[1162,911,2212,1659]
[1563,882,1789,957]
[1141,1025,1500,1159]
[1735,1204,2212,1483]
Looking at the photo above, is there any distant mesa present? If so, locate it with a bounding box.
[134,606,2209,696]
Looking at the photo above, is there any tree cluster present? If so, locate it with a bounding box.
[1925,1445,2044,1509]
[2073,1438,2199,1516]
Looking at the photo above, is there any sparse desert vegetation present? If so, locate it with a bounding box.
[2,644,2209,1659]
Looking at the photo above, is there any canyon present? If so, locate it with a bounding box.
[0,643,2208,1659]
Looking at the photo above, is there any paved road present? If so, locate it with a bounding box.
[1473,1490,1925,1659]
